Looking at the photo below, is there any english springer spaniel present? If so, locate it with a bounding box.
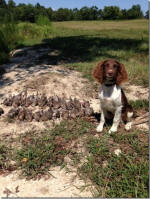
[92,59,133,134]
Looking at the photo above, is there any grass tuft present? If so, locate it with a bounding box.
[129,99,149,111]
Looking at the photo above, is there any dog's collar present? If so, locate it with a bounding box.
[103,79,116,86]
[104,83,115,87]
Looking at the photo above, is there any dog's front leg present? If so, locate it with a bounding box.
[96,106,105,132]
[109,106,122,134]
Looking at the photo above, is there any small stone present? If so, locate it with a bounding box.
[114,149,122,156]
[102,160,108,168]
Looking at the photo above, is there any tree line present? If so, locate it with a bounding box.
[0,0,148,23]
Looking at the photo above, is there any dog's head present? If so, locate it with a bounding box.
[92,59,128,85]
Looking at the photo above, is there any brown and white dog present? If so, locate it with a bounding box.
[92,59,133,134]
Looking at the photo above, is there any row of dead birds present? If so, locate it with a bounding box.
[3,92,94,121]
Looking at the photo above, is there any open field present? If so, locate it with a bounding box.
[17,19,148,86]
[0,19,149,197]
[54,19,148,31]
[53,20,148,86]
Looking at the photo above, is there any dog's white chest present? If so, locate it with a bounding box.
[99,85,122,112]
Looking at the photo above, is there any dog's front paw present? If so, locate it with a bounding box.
[96,124,104,132]
[125,122,132,131]
[108,126,117,134]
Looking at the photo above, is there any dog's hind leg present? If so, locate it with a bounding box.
[121,105,134,131]
[125,111,134,131]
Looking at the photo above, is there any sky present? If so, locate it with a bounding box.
[6,0,148,13]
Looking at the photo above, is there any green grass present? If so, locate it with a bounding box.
[17,22,53,45]
[36,15,52,26]
[46,19,148,87]
[14,119,93,179]
[0,18,53,65]
[0,143,15,171]
[79,129,148,197]
[0,118,148,197]
[130,99,149,111]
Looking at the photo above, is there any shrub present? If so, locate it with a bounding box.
[0,14,22,65]
[35,15,52,26]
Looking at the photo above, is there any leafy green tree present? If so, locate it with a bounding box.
[102,6,122,20]
[72,8,80,20]
[97,9,103,20]
[0,0,6,8]
[0,2,146,23]
[88,6,99,20]
[127,4,143,19]
[7,0,16,8]
[121,9,128,19]
[16,3,36,22]
[145,10,149,19]
[47,7,53,20]
[79,7,90,20]
[53,8,73,21]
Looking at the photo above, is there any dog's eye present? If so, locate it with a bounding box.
[113,65,118,68]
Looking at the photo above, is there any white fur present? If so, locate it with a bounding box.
[125,121,132,131]
[125,112,133,131]
[127,112,133,118]
[97,84,122,133]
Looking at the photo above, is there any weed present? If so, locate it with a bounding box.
[129,99,149,111]
[0,143,14,171]
[36,15,52,26]
[16,131,69,179]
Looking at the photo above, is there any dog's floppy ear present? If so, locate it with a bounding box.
[116,62,128,85]
[92,61,104,84]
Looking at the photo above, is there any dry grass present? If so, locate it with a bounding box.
[54,19,148,31]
